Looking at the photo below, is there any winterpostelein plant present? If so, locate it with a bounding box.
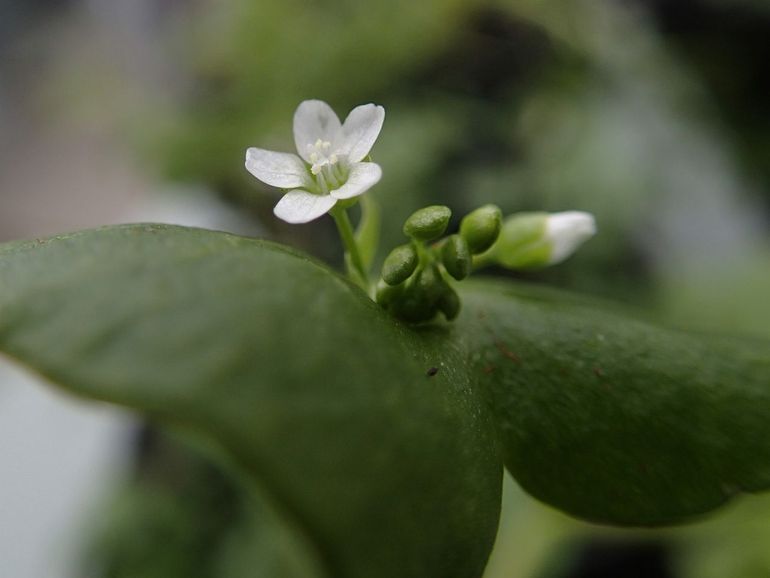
[0,99,768,578]
[246,101,597,321]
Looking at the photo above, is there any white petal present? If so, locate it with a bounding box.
[245,148,310,189]
[273,190,337,224]
[336,104,385,163]
[546,211,597,264]
[293,100,342,162]
[330,162,382,200]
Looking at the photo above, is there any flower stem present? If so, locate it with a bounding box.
[471,252,494,271]
[331,206,369,290]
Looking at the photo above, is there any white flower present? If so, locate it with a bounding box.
[545,211,597,264]
[245,100,385,224]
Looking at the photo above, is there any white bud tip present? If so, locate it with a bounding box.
[545,211,597,264]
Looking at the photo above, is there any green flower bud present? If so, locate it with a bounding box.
[382,244,418,286]
[403,205,452,241]
[375,278,404,308]
[441,234,471,281]
[437,285,461,321]
[389,285,433,323]
[389,265,445,324]
[416,263,447,303]
[460,204,502,254]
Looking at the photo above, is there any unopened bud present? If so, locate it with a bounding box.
[415,263,447,303]
[437,285,461,321]
[403,206,451,241]
[382,244,418,286]
[545,211,596,265]
[459,204,502,254]
[389,265,446,324]
[441,235,471,280]
[490,211,596,269]
[375,278,404,307]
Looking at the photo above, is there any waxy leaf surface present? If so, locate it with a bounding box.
[0,225,501,578]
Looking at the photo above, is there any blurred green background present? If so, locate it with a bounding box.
[1,0,769,576]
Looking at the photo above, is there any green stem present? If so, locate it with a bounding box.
[331,206,368,290]
[415,241,431,269]
[471,251,494,271]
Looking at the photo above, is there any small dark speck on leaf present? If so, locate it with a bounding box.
[427,367,439,377]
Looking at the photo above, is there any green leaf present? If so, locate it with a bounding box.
[1,224,769,577]
[454,281,770,526]
[0,225,501,578]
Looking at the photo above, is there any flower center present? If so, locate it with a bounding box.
[307,139,338,175]
[306,139,347,194]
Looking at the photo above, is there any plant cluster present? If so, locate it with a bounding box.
[246,100,596,323]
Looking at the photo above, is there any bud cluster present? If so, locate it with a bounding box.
[376,204,502,323]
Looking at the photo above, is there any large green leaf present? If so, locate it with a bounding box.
[0,225,502,578]
[455,282,770,525]
[0,224,769,577]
